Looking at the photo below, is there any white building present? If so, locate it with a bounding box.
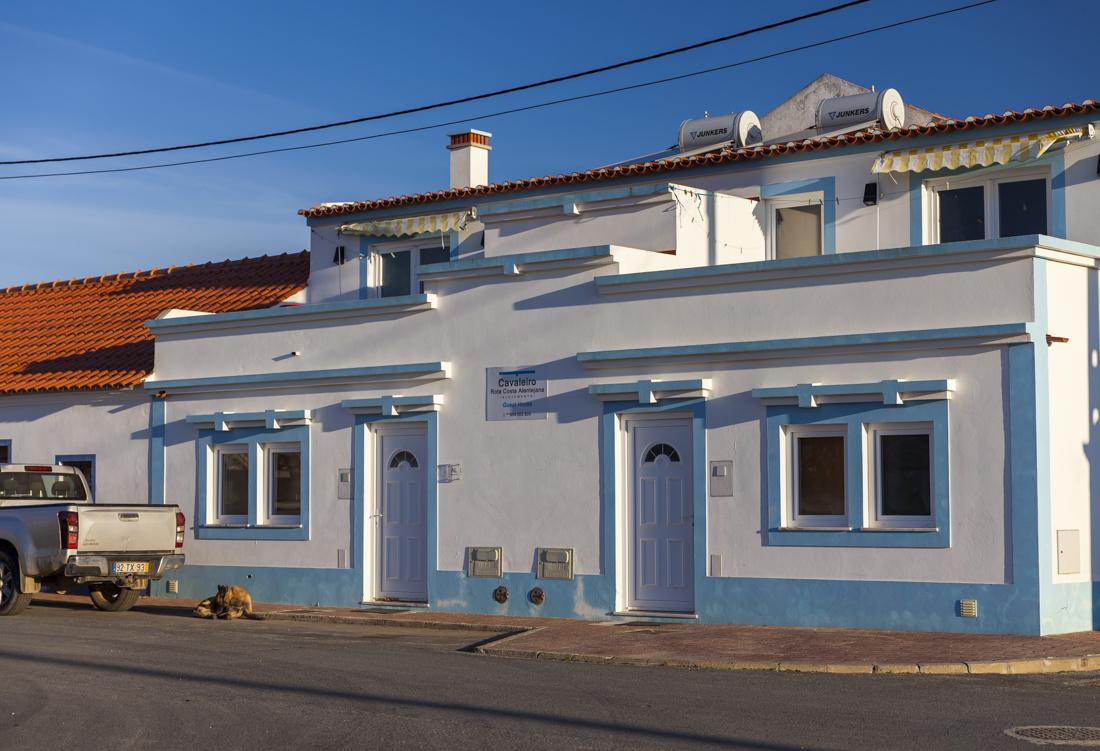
[6,75,1100,635]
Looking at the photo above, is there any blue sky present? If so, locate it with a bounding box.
[1,0,1096,287]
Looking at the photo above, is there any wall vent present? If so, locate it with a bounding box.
[959,599,977,618]
[166,580,179,594]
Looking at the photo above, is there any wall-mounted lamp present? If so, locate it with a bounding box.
[291,351,302,357]
[333,246,345,265]
[863,183,878,206]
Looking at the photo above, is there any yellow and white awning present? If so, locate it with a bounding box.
[871,126,1092,175]
[338,208,476,237]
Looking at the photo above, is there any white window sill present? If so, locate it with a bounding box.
[777,526,852,532]
[859,526,938,532]
[203,523,302,529]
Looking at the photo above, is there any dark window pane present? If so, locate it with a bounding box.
[998,179,1047,238]
[418,247,450,266]
[939,186,985,242]
[271,451,301,517]
[880,434,931,516]
[0,445,8,463]
[775,204,822,259]
[380,250,411,298]
[60,460,94,496]
[417,247,450,293]
[220,453,249,517]
[797,435,845,516]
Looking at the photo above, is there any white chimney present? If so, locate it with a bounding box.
[447,129,491,189]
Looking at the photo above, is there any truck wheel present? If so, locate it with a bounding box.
[89,584,141,613]
[0,551,33,616]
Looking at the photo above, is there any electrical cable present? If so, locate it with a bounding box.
[0,0,999,181]
[0,0,876,166]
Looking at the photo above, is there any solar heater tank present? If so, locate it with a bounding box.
[677,111,762,152]
[815,89,905,132]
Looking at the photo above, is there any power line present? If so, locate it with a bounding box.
[0,0,999,181]
[0,0,874,166]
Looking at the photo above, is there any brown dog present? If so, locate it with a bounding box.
[211,584,263,620]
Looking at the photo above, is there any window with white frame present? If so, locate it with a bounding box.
[214,445,249,524]
[784,424,847,527]
[370,239,451,298]
[866,423,935,528]
[766,194,824,260]
[264,443,302,524]
[211,442,303,526]
[926,167,1050,244]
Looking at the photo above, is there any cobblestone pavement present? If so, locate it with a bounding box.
[32,593,1100,674]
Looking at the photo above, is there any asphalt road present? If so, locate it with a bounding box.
[2,600,1100,750]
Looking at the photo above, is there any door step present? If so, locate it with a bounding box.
[612,610,698,619]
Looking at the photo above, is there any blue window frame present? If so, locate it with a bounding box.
[56,454,95,499]
[195,425,310,540]
[765,400,950,548]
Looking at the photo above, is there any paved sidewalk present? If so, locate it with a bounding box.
[31,593,1100,675]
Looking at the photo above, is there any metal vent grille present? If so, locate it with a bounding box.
[166,580,178,594]
[959,599,977,617]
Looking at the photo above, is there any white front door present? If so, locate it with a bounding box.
[627,419,694,612]
[377,428,428,601]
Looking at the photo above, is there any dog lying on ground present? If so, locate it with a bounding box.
[192,585,263,620]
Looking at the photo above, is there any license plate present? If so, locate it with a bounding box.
[112,562,149,574]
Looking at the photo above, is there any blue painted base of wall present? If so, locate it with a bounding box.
[149,564,361,607]
[153,563,1098,635]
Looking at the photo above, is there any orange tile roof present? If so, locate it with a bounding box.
[300,100,1099,219]
[0,251,310,395]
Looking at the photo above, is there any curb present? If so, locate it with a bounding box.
[470,646,1100,676]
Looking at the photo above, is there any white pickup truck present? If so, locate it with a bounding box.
[0,464,185,616]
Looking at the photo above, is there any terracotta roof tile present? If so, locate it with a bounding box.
[0,251,310,395]
[299,100,1099,219]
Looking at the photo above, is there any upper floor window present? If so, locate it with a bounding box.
[766,194,823,260]
[926,168,1050,244]
[370,240,451,298]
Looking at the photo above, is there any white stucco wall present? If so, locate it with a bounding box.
[150,245,1041,587]
[1045,261,1096,582]
[0,390,150,504]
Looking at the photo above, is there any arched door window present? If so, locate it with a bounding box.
[388,450,419,469]
[642,443,681,465]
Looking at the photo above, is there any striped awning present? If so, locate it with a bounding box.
[871,126,1092,175]
[338,208,476,237]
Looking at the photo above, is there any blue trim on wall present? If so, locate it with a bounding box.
[55,454,95,499]
[593,234,1100,292]
[354,411,438,605]
[578,323,1028,366]
[145,361,450,392]
[759,177,836,255]
[764,401,950,548]
[0,439,11,464]
[150,398,165,504]
[417,245,613,277]
[1051,152,1067,239]
[601,398,707,613]
[194,425,310,541]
